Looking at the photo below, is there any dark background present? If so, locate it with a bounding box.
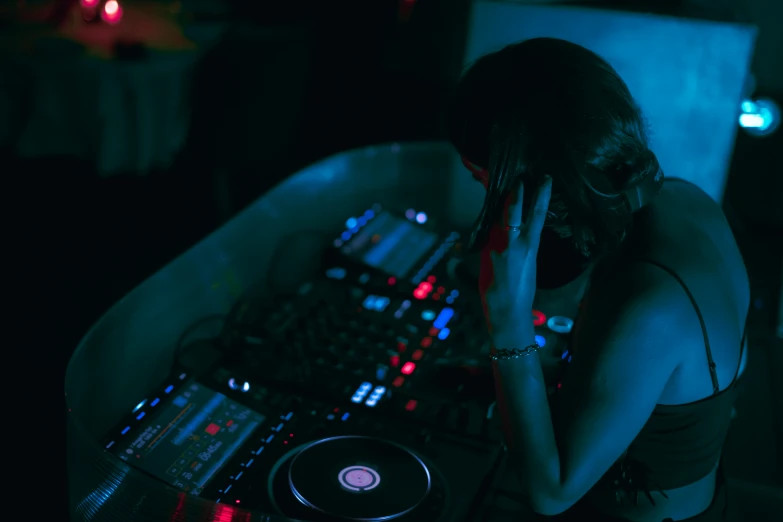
[2,0,780,519]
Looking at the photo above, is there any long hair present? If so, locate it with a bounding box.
[449,38,661,260]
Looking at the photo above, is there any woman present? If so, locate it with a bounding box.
[449,38,749,522]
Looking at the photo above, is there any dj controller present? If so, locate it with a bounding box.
[100,205,563,522]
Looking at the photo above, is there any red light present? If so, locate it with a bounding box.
[333,407,340,413]
[413,289,427,300]
[80,0,99,7]
[533,309,547,326]
[235,500,241,504]
[401,362,416,375]
[436,286,446,294]
[388,277,396,285]
[420,337,432,348]
[419,282,433,292]
[283,440,288,444]
[428,327,439,336]
[397,342,407,353]
[405,399,418,411]
[557,382,563,389]
[392,376,405,387]
[225,420,233,427]
[205,423,220,435]
[289,433,294,437]
[101,0,123,24]
[412,349,424,361]
[427,275,436,284]
[390,355,400,367]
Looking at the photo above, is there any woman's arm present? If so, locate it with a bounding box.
[491,264,685,515]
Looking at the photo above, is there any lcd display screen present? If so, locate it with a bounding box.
[341,212,438,278]
[110,381,264,496]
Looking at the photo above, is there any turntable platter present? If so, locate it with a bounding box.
[287,436,431,521]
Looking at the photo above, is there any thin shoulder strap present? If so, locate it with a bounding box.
[639,259,721,395]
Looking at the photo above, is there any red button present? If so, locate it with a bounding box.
[401,362,416,375]
[392,376,405,388]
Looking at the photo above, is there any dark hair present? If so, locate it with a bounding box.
[449,38,661,259]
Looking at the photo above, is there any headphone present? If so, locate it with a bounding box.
[592,165,665,214]
[460,155,665,215]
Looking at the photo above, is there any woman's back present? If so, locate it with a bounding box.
[576,179,749,522]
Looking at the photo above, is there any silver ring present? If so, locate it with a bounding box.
[504,225,522,232]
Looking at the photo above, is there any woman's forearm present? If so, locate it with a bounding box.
[491,327,564,514]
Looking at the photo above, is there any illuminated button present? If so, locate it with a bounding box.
[421,310,436,321]
[532,310,547,326]
[367,386,386,403]
[363,295,390,312]
[339,466,381,492]
[404,400,418,412]
[428,327,439,336]
[415,212,428,224]
[535,334,547,348]
[419,282,433,293]
[405,208,416,220]
[437,328,450,340]
[387,277,396,285]
[413,289,427,300]
[412,349,424,361]
[345,217,358,229]
[401,362,416,375]
[445,297,455,304]
[392,376,405,388]
[389,355,400,367]
[420,337,432,348]
[427,275,437,284]
[547,316,574,334]
[433,308,454,329]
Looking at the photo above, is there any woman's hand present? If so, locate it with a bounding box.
[480,176,553,343]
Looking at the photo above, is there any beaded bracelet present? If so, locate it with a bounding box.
[489,344,540,361]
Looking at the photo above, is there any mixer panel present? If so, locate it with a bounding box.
[100,205,506,522]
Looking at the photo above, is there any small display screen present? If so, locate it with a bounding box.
[111,381,264,496]
[341,212,438,278]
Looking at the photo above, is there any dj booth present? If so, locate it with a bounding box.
[65,2,756,521]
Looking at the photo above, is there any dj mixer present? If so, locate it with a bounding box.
[99,204,565,521]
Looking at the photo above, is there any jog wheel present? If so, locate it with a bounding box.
[287,436,431,521]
